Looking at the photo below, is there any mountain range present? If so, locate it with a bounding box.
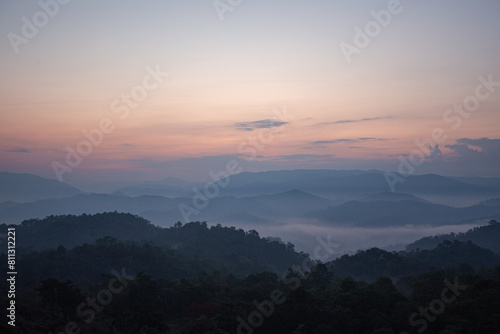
[1,170,500,229]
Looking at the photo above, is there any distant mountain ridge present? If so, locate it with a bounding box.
[477,198,500,207]
[2,189,500,228]
[360,191,429,203]
[0,193,189,224]
[0,172,82,202]
[451,176,500,190]
[309,200,500,226]
[252,189,333,217]
[1,170,500,228]
[213,170,499,199]
[113,176,200,197]
[3,170,498,202]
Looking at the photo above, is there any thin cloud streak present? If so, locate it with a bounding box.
[6,148,31,153]
[234,119,289,131]
[313,116,393,127]
[313,138,388,145]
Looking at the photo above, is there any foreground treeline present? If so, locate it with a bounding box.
[2,263,500,333]
[1,213,500,333]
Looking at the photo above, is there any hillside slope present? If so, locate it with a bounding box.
[0,172,82,202]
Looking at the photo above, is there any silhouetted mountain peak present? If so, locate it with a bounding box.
[0,171,83,203]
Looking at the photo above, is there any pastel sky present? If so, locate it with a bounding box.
[1,0,499,191]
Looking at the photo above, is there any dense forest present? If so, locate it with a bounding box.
[1,213,307,275]
[1,213,500,333]
[406,220,500,253]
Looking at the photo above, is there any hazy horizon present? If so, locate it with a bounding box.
[1,0,500,192]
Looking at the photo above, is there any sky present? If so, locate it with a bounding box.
[0,0,499,191]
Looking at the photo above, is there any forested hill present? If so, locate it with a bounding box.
[328,240,500,282]
[3,214,500,333]
[1,212,308,276]
[5,212,158,250]
[406,220,500,253]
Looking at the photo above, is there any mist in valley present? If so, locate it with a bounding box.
[228,219,486,259]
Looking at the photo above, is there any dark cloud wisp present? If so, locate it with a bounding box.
[313,137,386,145]
[235,119,289,131]
[6,148,31,153]
[313,116,392,127]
